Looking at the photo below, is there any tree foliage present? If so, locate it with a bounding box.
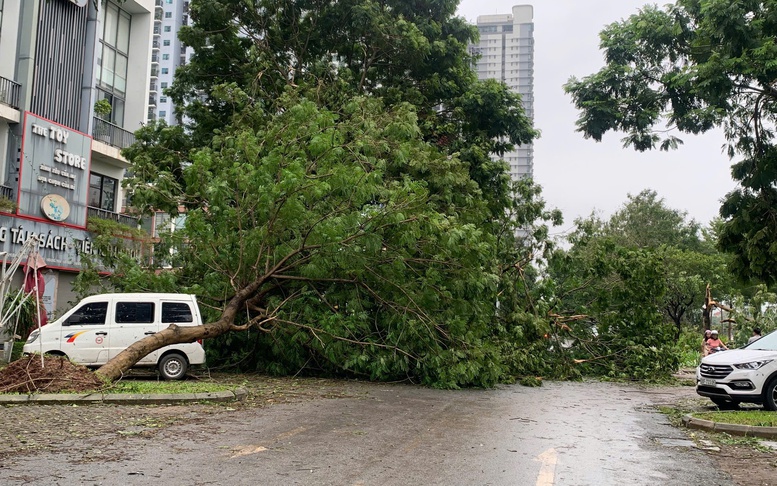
[564,0,777,284]
[87,0,559,387]
[545,190,736,378]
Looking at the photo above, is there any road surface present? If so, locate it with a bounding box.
[0,381,732,485]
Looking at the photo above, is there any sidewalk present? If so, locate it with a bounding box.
[0,387,247,405]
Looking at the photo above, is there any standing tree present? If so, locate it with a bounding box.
[564,0,777,284]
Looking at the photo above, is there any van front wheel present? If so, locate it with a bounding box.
[158,353,188,380]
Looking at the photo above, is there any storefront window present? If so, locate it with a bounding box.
[89,173,117,212]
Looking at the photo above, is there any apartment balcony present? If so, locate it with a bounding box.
[151,54,160,64]
[93,117,135,150]
[0,76,21,110]
[148,96,157,106]
[152,41,160,50]
[88,206,141,229]
[0,185,13,201]
[150,68,159,78]
[155,0,163,7]
[0,76,22,124]
[149,82,158,93]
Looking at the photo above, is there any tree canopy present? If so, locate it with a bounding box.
[564,0,777,284]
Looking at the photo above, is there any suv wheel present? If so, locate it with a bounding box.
[158,353,188,380]
[764,377,777,411]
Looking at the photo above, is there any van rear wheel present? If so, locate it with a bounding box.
[158,353,188,380]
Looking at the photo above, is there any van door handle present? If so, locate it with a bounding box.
[95,331,108,336]
[144,331,156,335]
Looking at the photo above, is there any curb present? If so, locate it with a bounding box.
[0,387,248,405]
[682,414,777,439]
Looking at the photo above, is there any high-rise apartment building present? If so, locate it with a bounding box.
[470,5,535,181]
[148,0,192,125]
[0,0,154,318]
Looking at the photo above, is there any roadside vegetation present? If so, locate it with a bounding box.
[691,411,777,427]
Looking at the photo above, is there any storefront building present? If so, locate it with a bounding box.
[0,0,155,318]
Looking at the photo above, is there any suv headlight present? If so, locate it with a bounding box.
[26,330,39,345]
[733,359,773,370]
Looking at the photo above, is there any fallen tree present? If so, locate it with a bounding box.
[91,95,542,387]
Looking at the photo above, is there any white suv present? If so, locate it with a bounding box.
[697,329,777,409]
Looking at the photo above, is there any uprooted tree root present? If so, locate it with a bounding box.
[0,355,104,394]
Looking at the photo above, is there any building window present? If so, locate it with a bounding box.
[164,26,171,32]
[161,82,168,88]
[161,68,169,74]
[159,110,166,117]
[96,2,130,126]
[166,0,173,3]
[89,173,118,211]
[162,54,170,60]
[160,97,168,103]
[163,40,171,46]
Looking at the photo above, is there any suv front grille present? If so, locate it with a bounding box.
[700,363,734,379]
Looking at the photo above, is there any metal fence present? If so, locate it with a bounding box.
[92,117,135,149]
[87,206,140,228]
[0,76,21,110]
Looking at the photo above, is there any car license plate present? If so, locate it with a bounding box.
[700,378,716,386]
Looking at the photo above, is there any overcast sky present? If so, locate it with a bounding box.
[456,0,737,234]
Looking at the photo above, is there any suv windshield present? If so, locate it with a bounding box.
[744,330,777,351]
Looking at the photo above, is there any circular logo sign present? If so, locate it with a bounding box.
[41,194,71,222]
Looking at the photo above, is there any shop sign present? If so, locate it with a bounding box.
[0,217,144,272]
[19,113,90,227]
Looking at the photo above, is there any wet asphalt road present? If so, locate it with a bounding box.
[0,381,732,486]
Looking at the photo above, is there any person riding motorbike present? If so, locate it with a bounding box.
[706,330,728,353]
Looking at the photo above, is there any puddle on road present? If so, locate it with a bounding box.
[654,437,696,448]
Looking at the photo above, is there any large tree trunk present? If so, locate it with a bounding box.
[96,282,263,382]
[96,319,232,382]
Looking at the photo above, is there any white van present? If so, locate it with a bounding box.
[23,293,206,380]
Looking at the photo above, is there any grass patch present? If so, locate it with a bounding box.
[103,378,239,395]
[691,410,777,427]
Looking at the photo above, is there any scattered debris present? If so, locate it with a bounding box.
[0,355,104,393]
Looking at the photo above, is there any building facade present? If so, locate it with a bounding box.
[0,0,154,318]
[470,5,535,181]
[147,0,192,125]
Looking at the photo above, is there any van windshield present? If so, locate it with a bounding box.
[68,302,108,325]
